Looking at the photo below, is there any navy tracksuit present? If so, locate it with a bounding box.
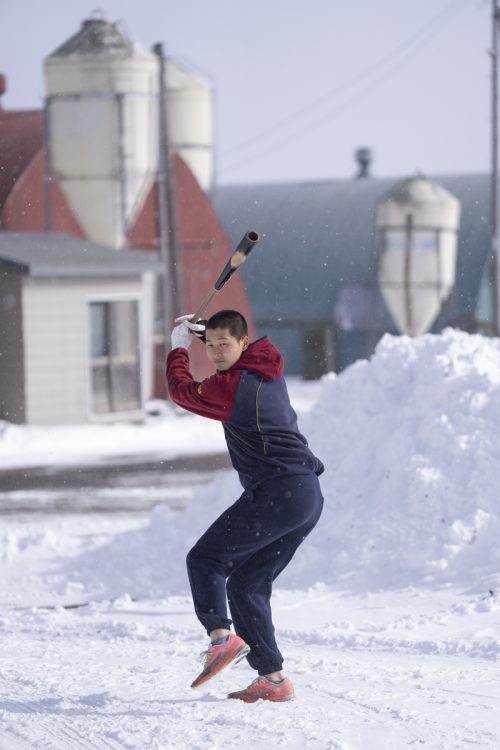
[167,337,324,675]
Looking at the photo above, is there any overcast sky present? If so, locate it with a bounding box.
[0,0,492,185]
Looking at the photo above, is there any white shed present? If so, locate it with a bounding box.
[0,232,162,425]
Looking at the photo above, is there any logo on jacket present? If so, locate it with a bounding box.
[197,384,203,395]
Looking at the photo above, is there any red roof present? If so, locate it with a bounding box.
[0,108,43,215]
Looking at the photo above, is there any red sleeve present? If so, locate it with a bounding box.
[166,348,241,422]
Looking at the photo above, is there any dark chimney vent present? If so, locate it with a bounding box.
[0,74,6,99]
[355,147,372,179]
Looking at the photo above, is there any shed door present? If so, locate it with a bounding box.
[89,300,141,414]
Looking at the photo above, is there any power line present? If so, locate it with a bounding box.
[221,0,459,158]
[219,0,468,176]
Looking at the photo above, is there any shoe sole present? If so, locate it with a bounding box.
[228,693,295,703]
[191,644,250,689]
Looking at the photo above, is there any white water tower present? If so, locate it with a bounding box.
[44,16,159,249]
[377,177,461,336]
[167,59,214,193]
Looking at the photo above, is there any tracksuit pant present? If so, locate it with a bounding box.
[186,472,324,676]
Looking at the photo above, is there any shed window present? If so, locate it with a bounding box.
[89,300,141,414]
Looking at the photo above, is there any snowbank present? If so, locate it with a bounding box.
[299,328,500,590]
[54,328,500,597]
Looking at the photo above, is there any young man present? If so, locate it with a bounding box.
[166,310,324,703]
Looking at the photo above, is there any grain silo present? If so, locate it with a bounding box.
[377,177,461,336]
[44,16,159,249]
[167,58,214,193]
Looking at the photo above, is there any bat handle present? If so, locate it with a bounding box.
[190,288,219,323]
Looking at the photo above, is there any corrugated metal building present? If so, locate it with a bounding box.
[215,174,491,376]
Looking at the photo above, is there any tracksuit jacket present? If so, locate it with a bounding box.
[166,337,324,488]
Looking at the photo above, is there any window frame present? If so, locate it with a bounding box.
[85,293,143,421]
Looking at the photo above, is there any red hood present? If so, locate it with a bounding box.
[230,337,284,381]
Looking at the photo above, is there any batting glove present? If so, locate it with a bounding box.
[170,315,206,350]
[187,318,207,343]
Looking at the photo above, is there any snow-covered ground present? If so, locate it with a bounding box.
[0,329,499,749]
[0,380,320,469]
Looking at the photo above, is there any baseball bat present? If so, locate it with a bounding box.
[190,230,260,323]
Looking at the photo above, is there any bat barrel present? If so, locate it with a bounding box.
[190,230,261,323]
[235,230,259,255]
[213,230,260,290]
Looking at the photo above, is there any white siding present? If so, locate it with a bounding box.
[22,276,150,425]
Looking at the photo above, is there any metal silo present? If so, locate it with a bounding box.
[44,16,159,249]
[167,59,214,193]
[377,177,461,336]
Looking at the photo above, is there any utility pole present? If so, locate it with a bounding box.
[153,42,184,344]
[153,43,170,353]
[491,0,500,335]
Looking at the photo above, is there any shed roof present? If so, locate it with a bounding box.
[0,231,163,277]
[214,173,490,330]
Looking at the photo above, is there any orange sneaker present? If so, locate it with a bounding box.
[190,634,250,689]
[227,676,295,703]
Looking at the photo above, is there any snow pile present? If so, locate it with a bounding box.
[60,506,194,602]
[144,328,500,594]
[300,327,500,590]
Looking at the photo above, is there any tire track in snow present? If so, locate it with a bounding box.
[0,711,131,750]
